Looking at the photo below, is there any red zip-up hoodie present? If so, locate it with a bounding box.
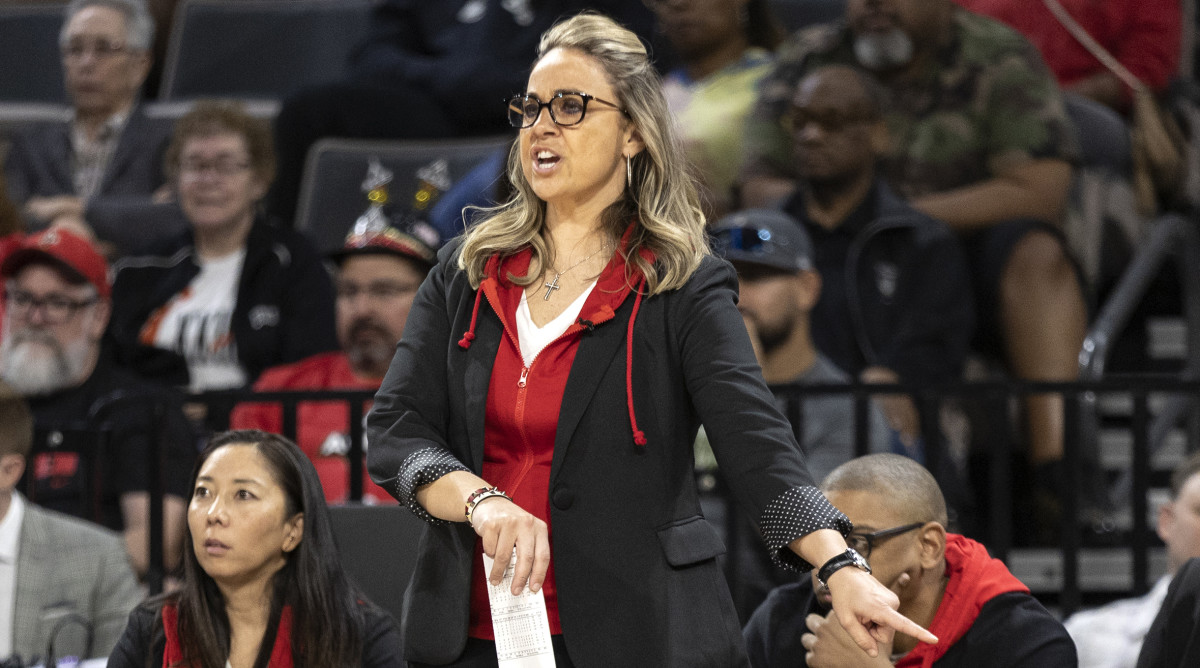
[464,239,649,639]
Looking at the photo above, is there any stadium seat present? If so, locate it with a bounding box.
[327,504,425,625]
[0,3,68,104]
[295,136,513,254]
[158,0,372,102]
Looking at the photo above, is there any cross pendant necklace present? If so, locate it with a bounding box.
[542,274,562,300]
[542,241,611,300]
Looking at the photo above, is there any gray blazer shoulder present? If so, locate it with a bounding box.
[13,500,143,662]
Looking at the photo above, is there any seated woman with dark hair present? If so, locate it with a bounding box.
[108,430,403,668]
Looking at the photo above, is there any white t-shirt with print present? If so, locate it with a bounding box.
[152,250,247,391]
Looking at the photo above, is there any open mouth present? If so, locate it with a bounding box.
[534,149,560,170]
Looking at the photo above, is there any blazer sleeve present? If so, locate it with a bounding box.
[673,256,850,571]
[367,244,469,522]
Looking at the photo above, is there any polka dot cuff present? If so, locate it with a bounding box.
[760,486,852,572]
[394,446,470,524]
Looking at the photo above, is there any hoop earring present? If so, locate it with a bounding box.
[626,155,632,188]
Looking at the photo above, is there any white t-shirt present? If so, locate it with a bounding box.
[151,250,248,391]
[515,281,596,367]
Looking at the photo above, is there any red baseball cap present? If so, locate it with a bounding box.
[0,229,111,299]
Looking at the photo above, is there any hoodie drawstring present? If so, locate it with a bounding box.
[626,276,647,446]
[458,287,483,349]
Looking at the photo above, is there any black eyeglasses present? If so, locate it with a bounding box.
[781,108,874,135]
[507,92,628,129]
[5,289,98,325]
[846,522,925,558]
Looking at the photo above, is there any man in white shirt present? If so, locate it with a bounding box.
[0,383,141,664]
[1065,451,1200,667]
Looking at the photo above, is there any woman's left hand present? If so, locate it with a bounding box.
[824,566,937,657]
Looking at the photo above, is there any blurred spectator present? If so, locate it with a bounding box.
[743,453,1077,667]
[265,0,656,224]
[955,0,1181,114]
[653,0,783,218]
[777,65,972,453]
[711,207,891,481]
[230,220,438,504]
[0,383,142,664]
[0,229,193,578]
[1066,451,1200,668]
[108,100,337,393]
[3,0,171,243]
[741,0,1086,528]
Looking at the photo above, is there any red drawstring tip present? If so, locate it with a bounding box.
[633,430,647,446]
[458,332,475,349]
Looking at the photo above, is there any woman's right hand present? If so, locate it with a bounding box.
[470,496,551,596]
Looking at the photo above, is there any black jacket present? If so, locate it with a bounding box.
[744,579,1077,667]
[367,240,849,667]
[107,599,404,668]
[108,220,338,388]
[783,180,974,386]
[1137,557,1200,668]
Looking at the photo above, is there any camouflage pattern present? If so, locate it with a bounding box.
[741,8,1079,199]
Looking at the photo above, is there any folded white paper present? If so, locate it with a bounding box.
[483,549,557,668]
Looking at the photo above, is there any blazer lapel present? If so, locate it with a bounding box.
[12,505,50,652]
[46,124,75,194]
[550,301,630,484]
[99,109,145,194]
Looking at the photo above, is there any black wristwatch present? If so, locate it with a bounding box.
[817,548,871,588]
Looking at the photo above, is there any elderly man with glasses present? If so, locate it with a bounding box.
[3,0,173,254]
[743,453,1077,667]
[0,229,196,581]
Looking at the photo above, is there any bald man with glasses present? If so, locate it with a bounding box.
[743,453,1077,667]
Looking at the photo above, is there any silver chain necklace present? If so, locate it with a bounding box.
[542,241,611,300]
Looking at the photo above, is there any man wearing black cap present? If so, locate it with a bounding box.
[0,229,193,579]
[712,208,892,482]
[230,221,438,504]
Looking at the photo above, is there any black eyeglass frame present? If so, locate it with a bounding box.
[4,289,100,324]
[846,522,925,558]
[507,92,629,129]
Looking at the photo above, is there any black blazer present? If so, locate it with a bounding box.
[367,241,845,667]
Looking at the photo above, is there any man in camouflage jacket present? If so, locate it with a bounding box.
[740,0,1087,536]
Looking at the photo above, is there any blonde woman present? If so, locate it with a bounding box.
[367,13,935,667]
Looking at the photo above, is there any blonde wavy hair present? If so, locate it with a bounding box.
[458,12,709,295]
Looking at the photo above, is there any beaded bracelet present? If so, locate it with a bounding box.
[465,486,511,526]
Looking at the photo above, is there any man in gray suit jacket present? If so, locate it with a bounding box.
[0,384,142,664]
[3,0,182,256]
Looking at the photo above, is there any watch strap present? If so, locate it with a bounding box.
[817,549,870,588]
